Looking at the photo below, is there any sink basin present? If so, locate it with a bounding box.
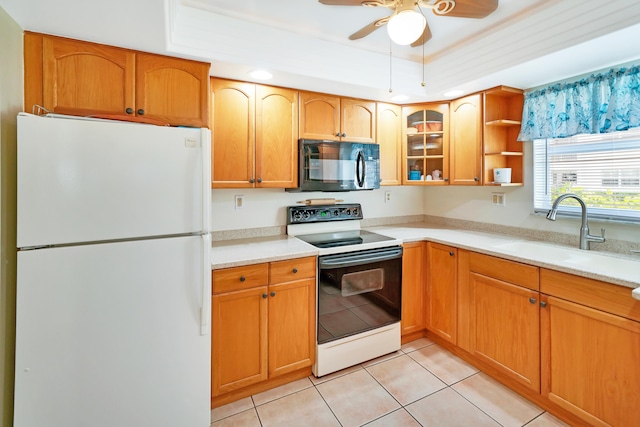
[491,241,589,264]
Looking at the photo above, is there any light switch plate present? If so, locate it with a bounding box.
[234,195,244,209]
[492,192,506,206]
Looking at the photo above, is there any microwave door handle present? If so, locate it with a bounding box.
[356,150,365,187]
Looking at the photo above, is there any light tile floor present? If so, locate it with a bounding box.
[210,338,570,427]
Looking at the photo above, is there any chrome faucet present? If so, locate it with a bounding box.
[546,193,605,250]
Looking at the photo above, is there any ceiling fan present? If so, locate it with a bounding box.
[318,0,499,47]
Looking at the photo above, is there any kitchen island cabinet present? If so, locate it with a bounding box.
[299,91,376,143]
[210,78,298,189]
[24,32,209,127]
[211,257,315,407]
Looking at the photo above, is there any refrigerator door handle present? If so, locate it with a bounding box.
[201,128,212,233]
[201,233,211,336]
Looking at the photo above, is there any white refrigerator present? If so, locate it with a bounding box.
[14,113,211,427]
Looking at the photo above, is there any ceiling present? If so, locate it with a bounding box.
[2,0,640,103]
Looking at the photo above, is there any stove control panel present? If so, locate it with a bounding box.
[287,203,363,224]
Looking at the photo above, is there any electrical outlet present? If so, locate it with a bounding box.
[492,192,506,206]
[385,191,391,203]
[234,195,244,209]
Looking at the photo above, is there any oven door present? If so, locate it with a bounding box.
[317,246,402,344]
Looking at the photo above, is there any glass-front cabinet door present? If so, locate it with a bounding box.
[402,103,449,185]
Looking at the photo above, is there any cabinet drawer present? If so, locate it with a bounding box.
[470,252,539,291]
[269,257,316,284]
[213,263,269,294]
[541,268,640,322]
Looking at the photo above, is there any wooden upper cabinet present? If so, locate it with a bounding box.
[341,98,376,143]
[299,91,375,142]
[210,78,299,189]
[255,85,298,188]
[299,91,340,140]
[377,103,402,186]
[210,79,255,188]
[450,94,482,185]
[136,53,209,127]
[41,35,135,117]
[25,33,210,127]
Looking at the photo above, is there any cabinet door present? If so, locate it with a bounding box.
[299,91,340,140]
[268,278,315,377]
[255,85,299,188]
[401,242,426,336]
[135,53,209,127]
[42,36,135,116]
[341,98,376,143]
[402,104,449,185]
[450,94,482,185]
[425,242,457,343]
[541,295,640,427]
[469,272,540,392]
[211,286,268,396]
[377,103,402,186]
[210,79,255,188]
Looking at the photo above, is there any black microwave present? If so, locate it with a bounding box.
[287,139,380,192]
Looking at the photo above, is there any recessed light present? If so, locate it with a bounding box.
[249,70,273,80]
[444,89,464,97]
[391,94,409,102]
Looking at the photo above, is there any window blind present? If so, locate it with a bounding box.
[533,128,640,222]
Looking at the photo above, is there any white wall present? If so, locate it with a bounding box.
[211,186,424,231]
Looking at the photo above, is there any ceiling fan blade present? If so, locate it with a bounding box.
[348,17,390,40]
[443,0,498,18]
[410,19,433,47]
[318,0,369,5]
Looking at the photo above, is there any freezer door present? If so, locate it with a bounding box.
[14,236,211,427]
[17,113,211,248]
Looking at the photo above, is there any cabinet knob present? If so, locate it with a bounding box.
[270,291,276,297]
[137,109,145,115]
[292,268,298,274]
[239,276,246,282]
[449,251,454,256]
[529,297,537,304]
[444,178,449,182]
[125,108,134,114]
[257,178,262,183]
[540,301,547,308]
[249,178,255,183]
[474,177,479,182]
[262,293,268,299]
[341,133,346,137]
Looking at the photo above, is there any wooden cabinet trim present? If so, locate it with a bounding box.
[212,263,269,294]
[469,252,539,291]
[540,268,640,322]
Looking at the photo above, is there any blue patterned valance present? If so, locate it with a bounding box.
[517,65,640,141]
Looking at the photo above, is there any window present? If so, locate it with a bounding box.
[533,128,640,222]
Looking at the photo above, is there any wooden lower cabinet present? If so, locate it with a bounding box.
[540,270,640,427]
[425,242,457,343]
[211,257,316,403]
[460,252,541,392]
[401,242,426,336]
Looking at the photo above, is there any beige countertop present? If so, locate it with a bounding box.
[211,222,640,295]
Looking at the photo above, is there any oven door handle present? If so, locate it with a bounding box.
[319,247,403,268]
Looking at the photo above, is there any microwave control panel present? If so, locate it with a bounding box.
[288,203,363,224]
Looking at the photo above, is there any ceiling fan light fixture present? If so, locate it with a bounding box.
[386,10,426,45]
